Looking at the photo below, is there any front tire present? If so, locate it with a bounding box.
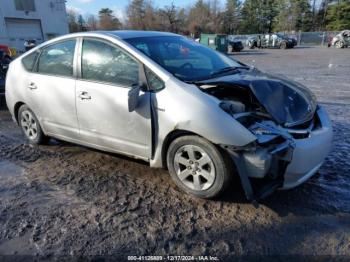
[18,105,49,145]
[280,41,287,49]
[335,41,344,48]
[166,135,232,199]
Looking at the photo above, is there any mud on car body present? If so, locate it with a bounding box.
[5,31,332,203]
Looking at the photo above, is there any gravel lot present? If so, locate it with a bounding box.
[0,46,349,259]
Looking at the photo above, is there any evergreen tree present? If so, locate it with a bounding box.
[326,1,350,30]
[187,0,211,37]
[241,0,278,33]
[222,0,241,34]
[98,8,122,30]
[274,0,312,32]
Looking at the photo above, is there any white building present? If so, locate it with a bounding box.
[0,0,69,53]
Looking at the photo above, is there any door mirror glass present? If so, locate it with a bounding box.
[128,84,140,112]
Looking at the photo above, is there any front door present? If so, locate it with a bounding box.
[75,38,152,159]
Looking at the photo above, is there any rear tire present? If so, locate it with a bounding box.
[18,105,49,145]
[166,135,232,199]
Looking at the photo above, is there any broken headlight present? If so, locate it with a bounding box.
[250,126,272,135]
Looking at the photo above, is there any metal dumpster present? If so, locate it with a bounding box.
[200,34,228,53]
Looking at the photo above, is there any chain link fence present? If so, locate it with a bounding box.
[230,31,341,47]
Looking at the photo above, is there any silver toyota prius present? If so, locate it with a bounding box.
[5,31,333,202]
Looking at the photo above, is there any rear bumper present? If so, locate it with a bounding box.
[282,106,333,189]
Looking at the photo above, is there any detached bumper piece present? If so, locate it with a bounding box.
[226,138,293,207]
[224,106,332,206]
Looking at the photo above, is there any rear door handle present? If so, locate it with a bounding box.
[28,82,37,90]
[78,91,91,100]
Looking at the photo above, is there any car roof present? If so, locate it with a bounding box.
[99,30,179,39]
[22,30,181,59]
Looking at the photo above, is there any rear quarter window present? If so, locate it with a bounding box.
[22,51,39,71]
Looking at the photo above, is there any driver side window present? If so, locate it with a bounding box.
[81,39,139,87]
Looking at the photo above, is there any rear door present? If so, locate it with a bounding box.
[75,38,152,159]
[26,39,80,140]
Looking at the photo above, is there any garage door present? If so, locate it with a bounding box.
[5,18,44,52]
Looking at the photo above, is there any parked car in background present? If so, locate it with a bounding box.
[0,44,13,57]
[6,31,332,202]
[228,39,244,52]
[247,34,297,49]
[0,49,12,94]
[24,40,37,52]
[329,30,350,48]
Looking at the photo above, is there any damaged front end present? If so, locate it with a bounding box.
[223,115,297,204]
[196,70,332,204]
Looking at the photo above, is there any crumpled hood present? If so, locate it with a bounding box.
[197,68,317,127]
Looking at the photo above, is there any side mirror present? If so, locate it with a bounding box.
[128,83,141,112]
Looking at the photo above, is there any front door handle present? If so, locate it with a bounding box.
[78,91,91,100]
[28,82,37,90]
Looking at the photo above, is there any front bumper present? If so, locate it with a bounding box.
[225,105,332,202]
[282,106,333,189]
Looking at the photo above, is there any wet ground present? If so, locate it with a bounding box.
[0,46,349,259]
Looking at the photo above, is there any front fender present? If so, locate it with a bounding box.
[150,79,256,168]
[174,116,256,146]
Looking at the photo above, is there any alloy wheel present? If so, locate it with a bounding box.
[336,41,344,48]
[173,145,216,191]
[20,110,38,140]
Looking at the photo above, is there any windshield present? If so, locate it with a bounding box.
[125,36,242,82]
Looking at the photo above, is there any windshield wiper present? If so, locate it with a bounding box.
[184,66,251,84]
[209,66,250,78]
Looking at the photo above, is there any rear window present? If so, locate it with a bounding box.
[22,51,39,71]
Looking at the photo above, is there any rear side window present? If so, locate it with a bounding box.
[81,39,139,87]
[37,40,76,77]
[22,51,38,71]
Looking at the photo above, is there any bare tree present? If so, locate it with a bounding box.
[67,9,79,33]
[187,0,211,37]
[126,0,146,30]
[207,0,222,33]
[86,14,99,31]
[159,2,180,32]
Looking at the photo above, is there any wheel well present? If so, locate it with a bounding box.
[14,102,25,124]
[161,129,199,169]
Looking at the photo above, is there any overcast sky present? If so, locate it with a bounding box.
[66,0,201,22]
